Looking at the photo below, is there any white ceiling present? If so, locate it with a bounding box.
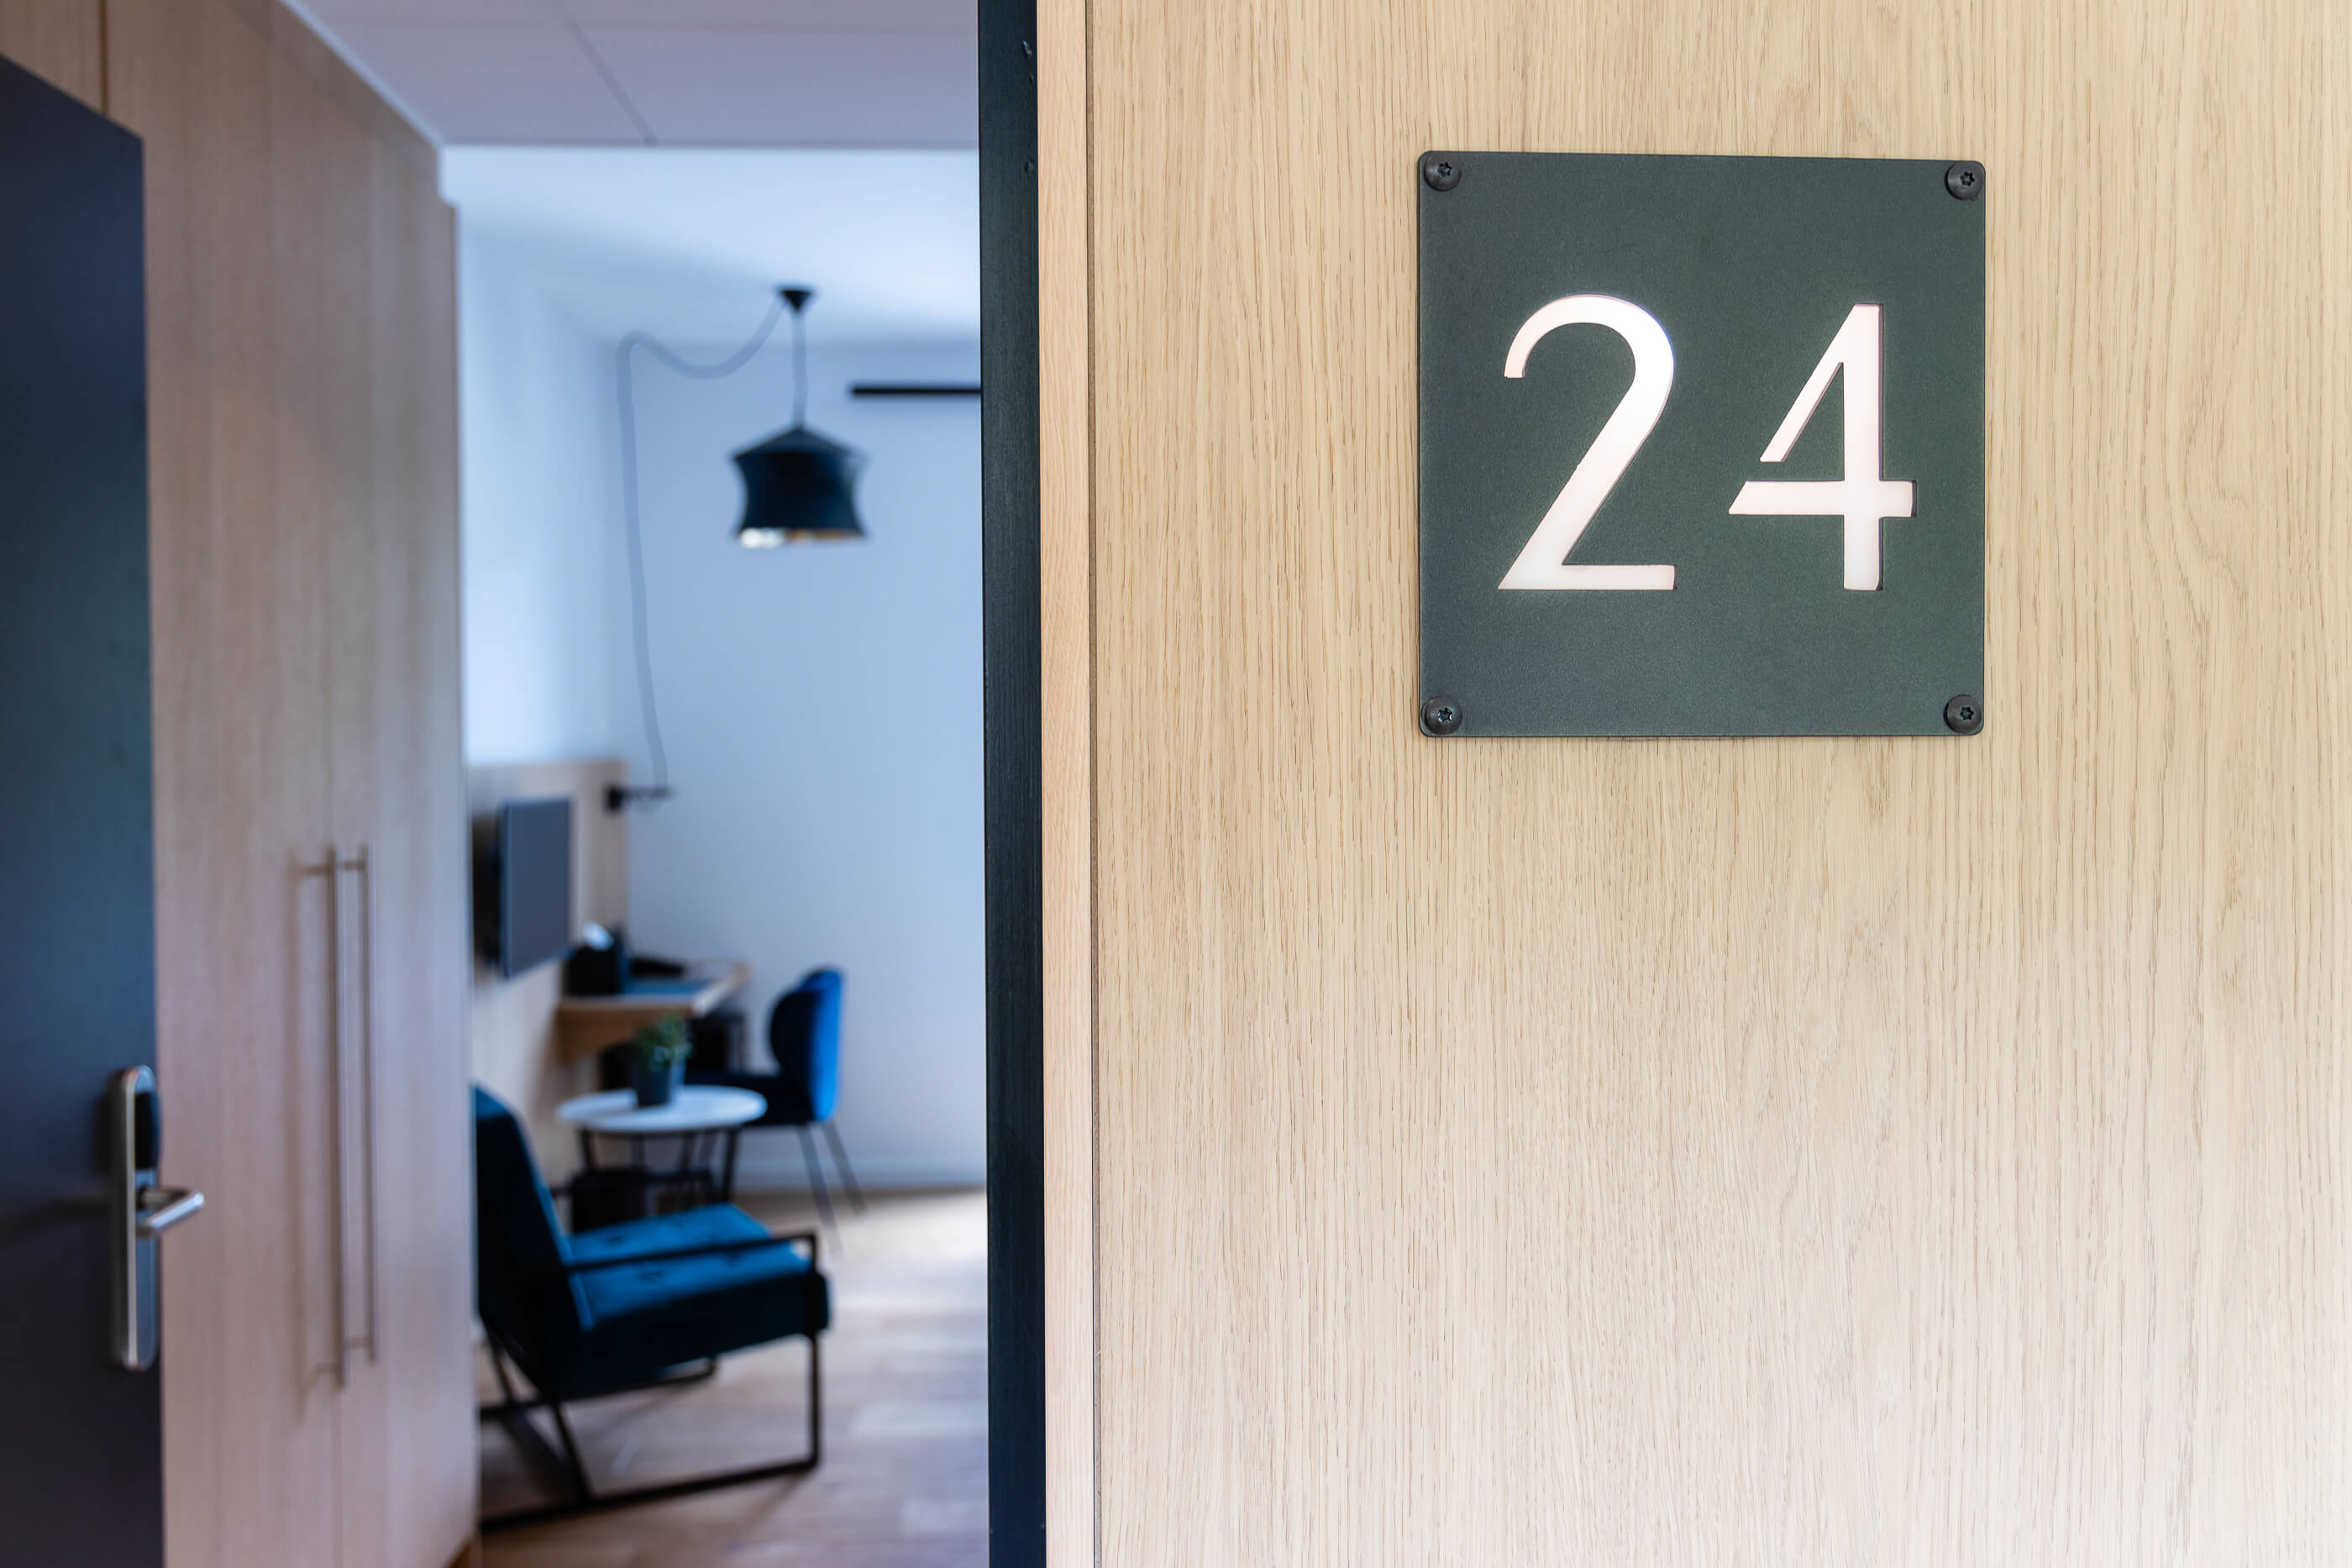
[443,147,979,346]
[286,0,977,147]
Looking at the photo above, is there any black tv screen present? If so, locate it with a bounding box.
[496,796,573,978]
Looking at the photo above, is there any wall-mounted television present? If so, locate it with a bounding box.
[473,795,573,978]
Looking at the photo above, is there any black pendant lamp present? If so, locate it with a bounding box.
[732,286,866,547]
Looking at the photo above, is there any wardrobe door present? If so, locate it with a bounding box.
[122,4,344,1566]
[323,105,473,1568]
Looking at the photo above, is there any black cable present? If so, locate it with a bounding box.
[614,294,789,809]
[791,301,807,427]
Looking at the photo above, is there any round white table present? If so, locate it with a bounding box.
[555,1086,768,1221]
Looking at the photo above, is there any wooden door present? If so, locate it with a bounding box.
[118,4,346,1565]
[1044,0,2352,1560]
[324,107,473,1568]
[0,3,101,112]
[302,45,396,1568]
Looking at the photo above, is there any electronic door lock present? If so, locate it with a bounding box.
[110,1067,203,1370]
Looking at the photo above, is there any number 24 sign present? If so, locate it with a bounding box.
[1416,153,1985,738]
[1499,298,1907,594]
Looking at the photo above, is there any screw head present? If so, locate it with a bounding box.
[1945,160,1985,201]
[1420,697,1464,737]
[1420,153,1461,192]
[1944,694,1984,735]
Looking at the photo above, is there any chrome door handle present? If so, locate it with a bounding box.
[110,1067,205,1371]
[137,1187,205,1237]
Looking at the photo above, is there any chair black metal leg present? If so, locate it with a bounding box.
[806,1324,823,1467]
[478,1356,718,1419]
[480,1336,822,1534]
[480,1342,588,1503]
[543,1393,596,1499]
[487,1402,574,1498]
[818,1119,868,1214]
[796,1124,837,1232]
[487,1339,524,1408]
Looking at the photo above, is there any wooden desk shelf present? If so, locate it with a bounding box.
[554,962,750,1063]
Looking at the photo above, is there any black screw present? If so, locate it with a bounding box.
[1420,697,1464,736]
[1420,153,1461,192]
[1944,160,1984,201]
[1944,694,1984,735]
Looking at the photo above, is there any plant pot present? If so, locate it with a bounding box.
[631,1059,682,1109]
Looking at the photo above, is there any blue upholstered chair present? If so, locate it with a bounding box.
[472,1086,829,1531]
[685,967,867,1229]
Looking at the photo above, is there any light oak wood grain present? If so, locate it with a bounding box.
[118,3,471,1565]
[1070,0,2352,1561]
[0,0,102,109]
[332,84,471,1568]
[123,3,344,1561]
[1037,0,1096,1563]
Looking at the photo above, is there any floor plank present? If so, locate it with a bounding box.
[482,1189,989,1568]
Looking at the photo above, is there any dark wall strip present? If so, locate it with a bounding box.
[978,0,1047,1564]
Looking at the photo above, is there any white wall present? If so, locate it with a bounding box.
[621,340,984,1188]
[459,226,620,766]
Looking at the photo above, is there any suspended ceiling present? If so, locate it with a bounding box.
[286,0,977,147]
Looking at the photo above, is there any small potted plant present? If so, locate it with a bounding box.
[627,1015,691,1108]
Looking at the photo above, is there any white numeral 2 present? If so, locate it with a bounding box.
[1726,304,1914,591]
[1498,296,1677,590]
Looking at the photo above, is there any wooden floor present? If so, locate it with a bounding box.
[480,1188,989,1568]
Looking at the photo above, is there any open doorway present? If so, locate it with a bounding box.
[276,1,1036,1556]
[447,144,989,1560]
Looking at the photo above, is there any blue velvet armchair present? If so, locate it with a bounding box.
[472,1086,829,1531]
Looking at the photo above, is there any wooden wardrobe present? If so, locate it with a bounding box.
[0,4,475,1566]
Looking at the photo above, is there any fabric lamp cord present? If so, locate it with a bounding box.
[613,290,795,809]
[790,290,809,427]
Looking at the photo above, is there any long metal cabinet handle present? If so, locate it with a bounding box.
[305,850,348,1388]
[340,843,379,1366]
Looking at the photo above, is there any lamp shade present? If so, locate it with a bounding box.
[730,424,866,546]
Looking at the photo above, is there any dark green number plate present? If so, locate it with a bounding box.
[1417,153,1984,737]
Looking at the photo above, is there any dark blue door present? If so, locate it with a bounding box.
[0,50,164,1568]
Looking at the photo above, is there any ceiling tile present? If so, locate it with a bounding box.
[559,0,974,28]
[584,28,976,146]
[443,147,978,344]
[302,0,559,20]
[327,23,647,143]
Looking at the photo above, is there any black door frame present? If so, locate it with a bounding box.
[979,1,1048,1565]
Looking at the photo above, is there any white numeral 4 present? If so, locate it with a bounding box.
[1727,304,1914,591]
[1497,296,1677,590]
